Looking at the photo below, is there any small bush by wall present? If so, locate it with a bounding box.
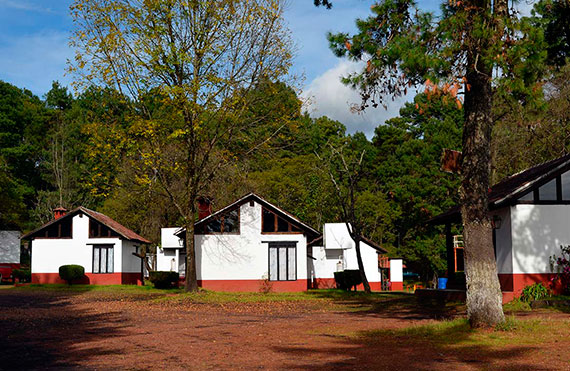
[12,269,31,283]
[520,283,550,303]
[149,271,179,289]
[59,265,85,285]
[334,270,362,291]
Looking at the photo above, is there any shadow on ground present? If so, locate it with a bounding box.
[307,290,466,320]
[0,288,127,369]
[273,318,545,370]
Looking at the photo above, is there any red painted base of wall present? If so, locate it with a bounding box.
[197,279,309,292]
[390,281,404,291]
[32,272,141,285]
[498,273,564,298]
[309,278,337,290]
[309,278,384,291]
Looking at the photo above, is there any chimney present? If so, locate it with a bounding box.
[196,196,213,220]
[54,207,68,220]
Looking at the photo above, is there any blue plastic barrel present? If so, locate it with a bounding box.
[438,278,448,290]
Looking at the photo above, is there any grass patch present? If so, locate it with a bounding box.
[357,315,561,350]
[13,283,180,294]
[503,298,532,312]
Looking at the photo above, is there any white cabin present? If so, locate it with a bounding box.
[158,193,403,292]
[23,207,150,285]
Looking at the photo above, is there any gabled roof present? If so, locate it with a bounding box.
[22,207,151,244]
[175,193,321,238]
[429,153,570,224]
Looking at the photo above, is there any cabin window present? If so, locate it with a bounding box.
[562,171,570,200]
[39,217,73,238]
[92,244,114,273]
[89,218,120,238]
[268,242,296,281]
[197,209,239,234]
[518,192,533,201]
[538,178,557,201]
[261,207,302,234]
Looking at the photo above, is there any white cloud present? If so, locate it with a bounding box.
[302,60,413,138]
[0,31,72,96]
[0,0,54,13]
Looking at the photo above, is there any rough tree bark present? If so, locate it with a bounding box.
[460,0,506,327]
[353,236,371,293]
[184,196,199,292]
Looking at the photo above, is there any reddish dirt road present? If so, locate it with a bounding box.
[0,288,568,370]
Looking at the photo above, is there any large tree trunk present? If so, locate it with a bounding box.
[354,238,371,293]
[184,219,199,292]
[461,2,505,325]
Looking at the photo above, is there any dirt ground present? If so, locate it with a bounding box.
[0,287,568,370]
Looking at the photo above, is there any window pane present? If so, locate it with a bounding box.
[262,209,275,232]
[287,247,296,280]
[269,248,278,280]
[279,248,287,280]
[562,171,570,200]
[277,217,289,232]
[100,248,107,273]
[223,210,239,233]
[107,247,114,273]
[518,191,533,201]
[93,248,100,273]
[206,219,222,233]
[178,253,186,276]
[538,178,557,200]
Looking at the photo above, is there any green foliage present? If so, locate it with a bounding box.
[531,0,570,68]
[0,81,49,229]
[58,265,85,285]
[520,283,550,303]
[372,92,463,278]
[550,244,570,294]
[12,269,31,283]
[149,271,180,289]
[327,0,545,110]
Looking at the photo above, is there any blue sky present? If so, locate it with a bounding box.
[0,0,526,136]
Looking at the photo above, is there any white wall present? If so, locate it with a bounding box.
[324,223,354,249]
[492,207,513,274]
[309,246,343,280]
[161,227,182,248]
[195,202,307,280]
[31,214,124,274]
[344,240,381,283]
[310,224,381,283]
[510,204,570,274]
[0,230,20,264]
[389,259,403,282]
[156,247,177,272]
[122,240,142,273]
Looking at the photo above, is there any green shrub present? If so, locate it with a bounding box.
[334,270,362,291]
[58,265,85,285]
[520,283,550,303]
[12,269,31,282]
[149,271,179,289]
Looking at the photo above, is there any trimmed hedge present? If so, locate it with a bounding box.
[59,265,85,285]
[149,271,179,289]
[334,269,362,291]
[12,269,31,282]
